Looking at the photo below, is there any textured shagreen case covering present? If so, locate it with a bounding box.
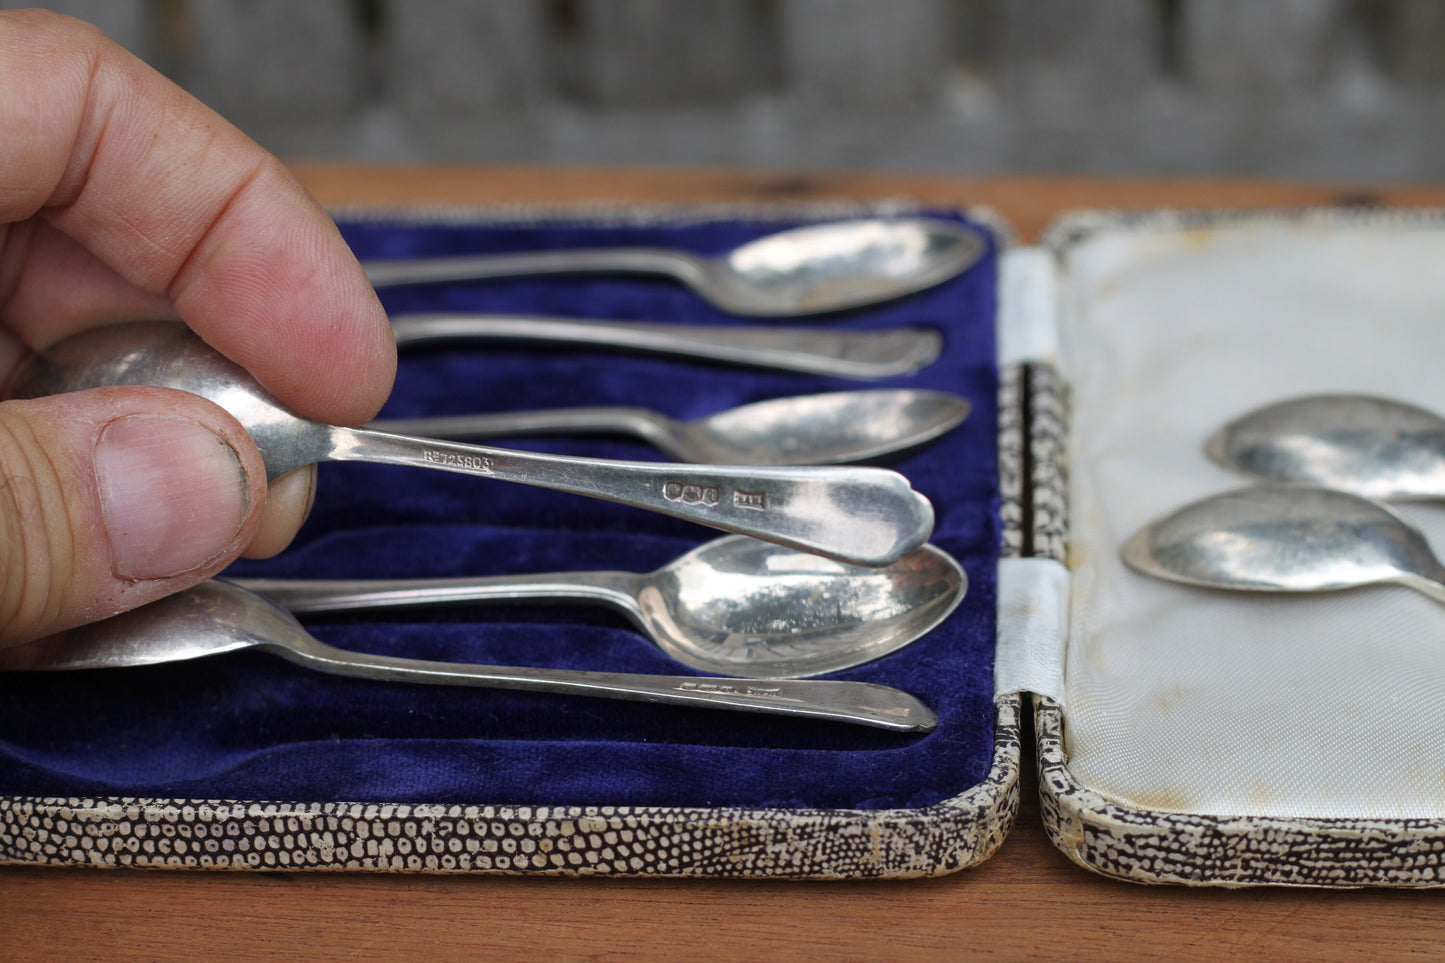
[0,203,1021,878]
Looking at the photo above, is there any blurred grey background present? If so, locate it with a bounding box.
[11,0,1445,181]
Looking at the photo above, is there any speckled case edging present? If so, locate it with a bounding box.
[1035,695,1445,888]
[0,691,1018,876]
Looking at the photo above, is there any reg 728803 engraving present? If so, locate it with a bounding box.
[423,448,495,473]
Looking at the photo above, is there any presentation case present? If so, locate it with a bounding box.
[5,203,1443,886]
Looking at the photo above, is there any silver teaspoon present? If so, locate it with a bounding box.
[1121,485,1445,603]
[363,218,987,317]
[233,535,967,679]
[1208,394,1445,501]
[0,580,938,732]
[389,314,943,379]
[372,390,969,466]
[7,322,934,567]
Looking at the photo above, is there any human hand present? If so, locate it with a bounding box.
[0,10,396,645]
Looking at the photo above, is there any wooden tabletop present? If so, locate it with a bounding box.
[9,168,1445,962]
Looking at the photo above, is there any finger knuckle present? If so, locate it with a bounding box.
[0,410,76,642]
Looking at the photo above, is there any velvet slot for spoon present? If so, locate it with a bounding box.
[0,581,939,732]
[365,218,987,317]
[231,535,968,679]
[389,315,945,380]
[369,390,970,466]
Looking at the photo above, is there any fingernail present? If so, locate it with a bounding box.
[95,414,250,579]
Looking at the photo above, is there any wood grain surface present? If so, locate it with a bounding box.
[7,168,1445,961]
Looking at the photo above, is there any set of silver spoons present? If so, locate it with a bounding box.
[0,218,989,732]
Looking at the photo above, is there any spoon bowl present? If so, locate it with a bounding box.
[235,534,966,678]
[7,322,935,567]
[0,581,939,731]
[363,218,987,317]
[1121,485,1445,602]
[373,389,969,465]
[1207,394,1445,501]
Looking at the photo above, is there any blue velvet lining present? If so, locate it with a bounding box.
[0,210,1000,811]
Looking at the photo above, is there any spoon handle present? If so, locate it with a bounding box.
[327,426,933,567]
[232,570,638,616]
[1399,567,1445,605]
[389,314,941,379]
[268,636,938,732]
[364,247,698,288]
[370,407,678,455]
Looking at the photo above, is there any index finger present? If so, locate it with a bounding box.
[0,10,395,426]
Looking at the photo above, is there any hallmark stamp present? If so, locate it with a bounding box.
[733,490,766,510]
[676,681,784,697]
[663,481,720,506]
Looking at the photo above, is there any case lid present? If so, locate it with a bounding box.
[1048,209,1445,823]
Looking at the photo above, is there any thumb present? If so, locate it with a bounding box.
[0,385,268,646]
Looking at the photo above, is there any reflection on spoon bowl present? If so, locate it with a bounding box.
[235,534,968,679]
[1207,394,1445,501]
[1121,485,1445,603]
[715,218,987,316]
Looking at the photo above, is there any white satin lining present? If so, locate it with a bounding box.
[1058,215,1445,820]
[997,247,1060,367]
[994,557,1070,703]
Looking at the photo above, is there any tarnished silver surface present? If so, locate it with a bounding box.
[389,314,943,379]
[0,581,938,732]
[1208,394,1445,501]
[234,534,966,679]
[373,389,968,466]
[364,218,987,317]
[1121,485,1445,603]
[7,322,935,567]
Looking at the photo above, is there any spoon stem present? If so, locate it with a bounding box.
[267,634,937,732]
[371,407,682,457]
[231,570,642,618]
[364,247,698,289]
[388,314,942,380]
[1397,569,1445,605]
[325,426,933,567]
